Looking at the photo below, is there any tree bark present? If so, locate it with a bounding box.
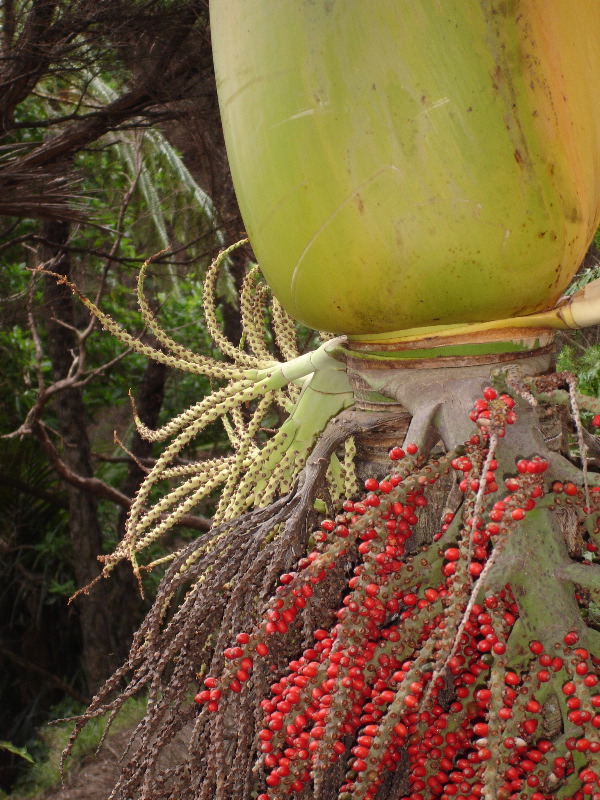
[40,219,118,693]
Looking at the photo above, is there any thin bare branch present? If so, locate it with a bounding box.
[33,421,211,531]
[0,645,88,705]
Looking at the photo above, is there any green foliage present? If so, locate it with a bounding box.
[0,745,32,766]
[0,246,44,433]
[563,234,600,296]
[90,75,225,262]
[557,342,600,397]
[565,264,600,295]
[7,696,147,798]
[556,234,600,399]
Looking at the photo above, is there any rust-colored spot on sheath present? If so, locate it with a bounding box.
[513,149,524,167]
[491,65,502,90]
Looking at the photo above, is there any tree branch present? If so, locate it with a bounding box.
[0,645,88,705]
[2,85,153,172]
[34,421,211,531]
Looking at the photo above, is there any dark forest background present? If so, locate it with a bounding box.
[0,1,255,792]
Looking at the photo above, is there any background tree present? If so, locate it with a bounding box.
[0,0,250,790]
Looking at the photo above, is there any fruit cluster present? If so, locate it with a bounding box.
[468,386,517,438]
[196,389,600,800]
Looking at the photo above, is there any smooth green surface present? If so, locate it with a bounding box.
[212,1,600,336]
[340,339,534,361]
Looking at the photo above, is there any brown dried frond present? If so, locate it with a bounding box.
[0,162,85,221]
[0,0,213,222]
